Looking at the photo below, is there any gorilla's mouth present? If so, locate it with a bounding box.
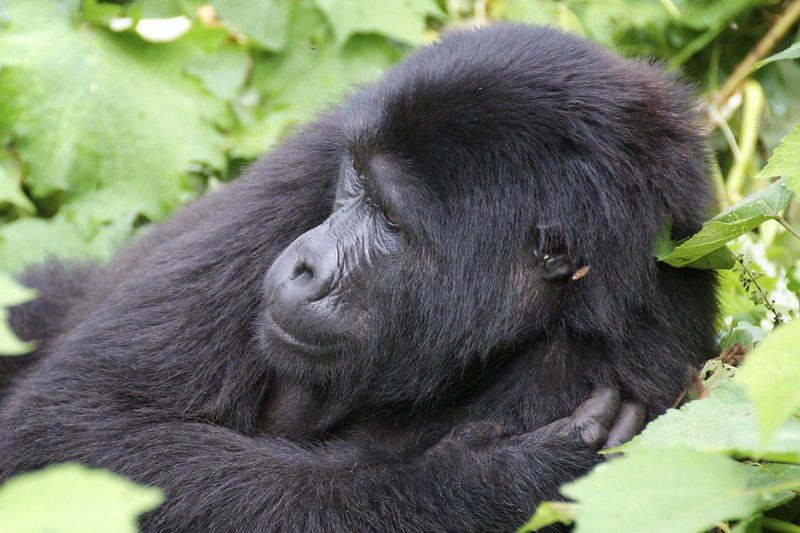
[261,308,342,359]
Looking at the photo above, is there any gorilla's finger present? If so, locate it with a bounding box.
[572,387,620,429]
[603,401,646,450]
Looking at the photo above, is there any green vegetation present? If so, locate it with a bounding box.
[0,464,163,533]
[1,0,799,531]
[0,272,35,353]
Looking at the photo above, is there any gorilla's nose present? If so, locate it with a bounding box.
[265,224,338,309]
[288,237,337,302]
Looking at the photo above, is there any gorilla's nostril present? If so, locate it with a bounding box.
[291,261,313,280]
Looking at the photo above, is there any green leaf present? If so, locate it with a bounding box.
[675,0,779,31]
[0,271,36,308]
[621,381,800,463]
[517,501,575,532]
[496,0,561,27]
[743,462,800,511]
[562,449,767,533]
[231,0,406,159]
[788,265,800,292]
[657,180,794,268]
[653,219,735,270]
[0,210,134,272]
[0,463,163,533]
[0,271,36,354]
[737,319,800,443]
[686,246,736,269]
[314,0,443,46]
[579,2,668,48]
[719,321,766,350]
[0,308,33,355]
[211,0,293,51]
[651,218,675,259]
[0,0,229,267]
[185,47,250,101]
[0,7,226,201]
[135,0,205,18]
[81,0,124,27]
[236,2,405,156]
[751,42,800,73]
[756,123,800,195]
[0,153,35,214]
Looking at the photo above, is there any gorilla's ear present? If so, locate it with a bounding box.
[530,225,577,282]
[540,251,575,281]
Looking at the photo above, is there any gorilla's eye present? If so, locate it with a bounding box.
[381,207,401,232]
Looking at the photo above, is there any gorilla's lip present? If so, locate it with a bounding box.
[261,310,340,359]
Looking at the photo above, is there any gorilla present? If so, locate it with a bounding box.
[0,24,717,532]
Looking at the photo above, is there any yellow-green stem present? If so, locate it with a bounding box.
[713,0,800,110]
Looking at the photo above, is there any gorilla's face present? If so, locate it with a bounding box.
[261,154,409,361]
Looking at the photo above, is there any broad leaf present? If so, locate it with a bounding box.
[517,501,575,532]
[737,319,800,443]
[755,123,800,195]
[657,179,794,267]
[0,154,34,214]
[0,215,134,273]
[185,47,250,101]
[742,462,800,511]
[789,265,800,292]
[562,449,768,533]
[0,272,36,354]
[315,0,443,46]
[751,42,800,72]
[676,0,780,31]
[211,0,293,51]
[0,272,36,308]
[0,0,229,268]
[0,463,163,533]
[235,2,405,157]
[620,381,800,464]
[652,218,735,269]
[0,310,32,355]
[135,0,205,18]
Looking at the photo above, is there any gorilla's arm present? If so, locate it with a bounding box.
[0,386,636,532]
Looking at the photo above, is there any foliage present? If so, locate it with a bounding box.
[0,0,407,271]
[521,331,800,532]
[738,319,800,442]
[0,272,35,354]
[0,463,163,532]
[758,123,800,192]
[654,179,793,270]
[1,0,800,531]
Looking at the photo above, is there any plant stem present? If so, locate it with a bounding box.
[659,0,680,18]
[712,0,800,110]
[725,81,765,203]
[734,255,784,325]
[761,517,800,533]
[776,214,800,240]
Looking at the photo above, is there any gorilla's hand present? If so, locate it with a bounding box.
[432,387,645,457]
[414,388,645,524]
[533,387,646,452]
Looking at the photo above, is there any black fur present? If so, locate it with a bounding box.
[0,25,717,532]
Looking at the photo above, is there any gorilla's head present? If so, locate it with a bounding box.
[259,25,711,410]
